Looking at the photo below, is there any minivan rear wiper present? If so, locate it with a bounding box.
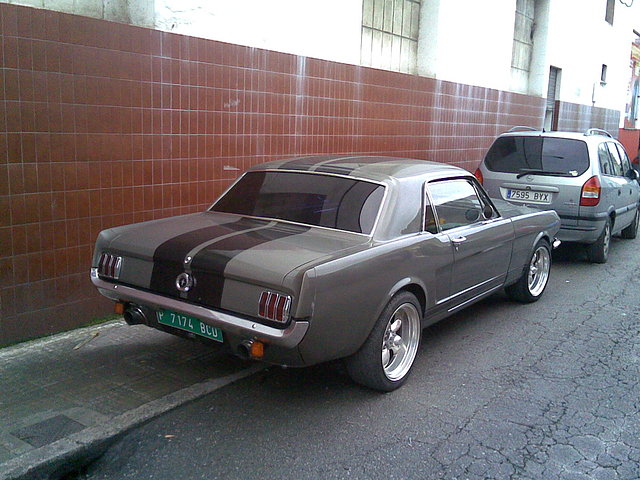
[516,169,572,179]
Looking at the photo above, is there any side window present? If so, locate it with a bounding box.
[615,143,631,173]
[471,179,497,219]
[424,194,438,234]
[606,142,624,176]
[428,179,483,232]
[598,144,613,175]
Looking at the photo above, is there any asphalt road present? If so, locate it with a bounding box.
[74,237,640,480]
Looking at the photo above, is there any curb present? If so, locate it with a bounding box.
[0,320,127,361]
[0,364,265,480]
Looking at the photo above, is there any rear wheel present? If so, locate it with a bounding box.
[506,239,551,303]
[621,209,639,240]
[586,218,611,263]
[345,292,421,392]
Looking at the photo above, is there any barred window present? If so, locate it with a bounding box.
[511,0,535,78]
[605,0,615,24]
[361,0,421,74]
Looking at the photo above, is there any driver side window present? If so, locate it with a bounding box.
[428,179,485,231]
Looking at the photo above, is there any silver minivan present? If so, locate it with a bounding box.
[476,128,640,263]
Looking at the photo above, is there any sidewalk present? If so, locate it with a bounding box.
[0,320,262,480]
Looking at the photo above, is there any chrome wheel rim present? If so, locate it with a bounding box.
[528,246,550,297]
[381,303,420,381]
[603,223,611,257]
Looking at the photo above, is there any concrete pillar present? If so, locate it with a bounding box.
[416,0,441,78]
[528,0,550,97]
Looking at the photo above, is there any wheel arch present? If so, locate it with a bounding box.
[609,209,616,230]
[532,231,552,252]
[379,277,428,319]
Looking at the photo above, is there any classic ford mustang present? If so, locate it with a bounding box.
[91,156,560,391]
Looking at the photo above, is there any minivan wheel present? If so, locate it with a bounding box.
[621,209,639,240]
[345,292,421,392]
[506,239,551,303]
[587,218,611,264]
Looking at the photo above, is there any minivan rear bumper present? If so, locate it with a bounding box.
[557,215,605,243]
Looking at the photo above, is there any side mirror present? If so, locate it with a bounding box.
[482,204,494,219]
[628,169,640,181]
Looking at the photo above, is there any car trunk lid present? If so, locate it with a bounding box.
[102,212,369,309]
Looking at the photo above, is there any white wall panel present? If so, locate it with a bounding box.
[154,0,363,65]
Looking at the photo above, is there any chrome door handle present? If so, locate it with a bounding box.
[452,236,467,243]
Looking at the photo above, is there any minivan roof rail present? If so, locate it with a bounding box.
[585,128,612,138]
[507,126,540,133]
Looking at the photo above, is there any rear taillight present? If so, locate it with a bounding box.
[580,176,601,207]
[474,168,484,184]
[98,252,123,279]
[258,291,291,324]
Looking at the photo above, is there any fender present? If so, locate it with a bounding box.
[372,276,429,322]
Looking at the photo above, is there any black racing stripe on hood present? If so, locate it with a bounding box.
[187,222,311,308]
[149,217,269,296]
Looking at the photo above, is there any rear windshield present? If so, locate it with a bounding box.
[212,171,385,234]
[485,136,589,176]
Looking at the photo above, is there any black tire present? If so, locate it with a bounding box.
[586,218,611,264]
[621,209,639,240]
[345,292,422,392]
[506,239,552,303]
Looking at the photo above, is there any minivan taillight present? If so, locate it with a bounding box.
[474,168,484,185]
[580,176,601,206]
[258,291,291,324]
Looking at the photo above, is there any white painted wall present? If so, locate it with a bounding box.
[154,0,363,66]
[417,0,517,92]
[1,0,155,26]
[545,0,639,115]
[4,0,639,121]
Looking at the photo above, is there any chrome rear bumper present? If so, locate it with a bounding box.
[90,268,309,349]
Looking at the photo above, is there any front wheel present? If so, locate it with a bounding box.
[505,239,551,303]
[345,292,422,392]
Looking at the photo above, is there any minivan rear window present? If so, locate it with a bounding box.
[485,136,589,176]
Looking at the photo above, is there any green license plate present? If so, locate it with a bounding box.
[156,309,223,343]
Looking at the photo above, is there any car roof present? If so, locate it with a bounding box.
[248,155,470,183]
[497,130,620,145]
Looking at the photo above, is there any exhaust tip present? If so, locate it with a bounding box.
[123,306,147,325]
[237,340,253,360]
[237,339,265,360]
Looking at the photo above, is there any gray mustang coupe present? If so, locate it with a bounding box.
[91,156,560,391]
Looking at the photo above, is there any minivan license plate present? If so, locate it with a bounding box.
[507,189,551,204]
[157,309,223,342]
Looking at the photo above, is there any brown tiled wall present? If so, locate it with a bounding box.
[553,101,621,137]
[0,3,546,345]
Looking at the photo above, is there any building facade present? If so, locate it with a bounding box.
[1,0,638,343]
